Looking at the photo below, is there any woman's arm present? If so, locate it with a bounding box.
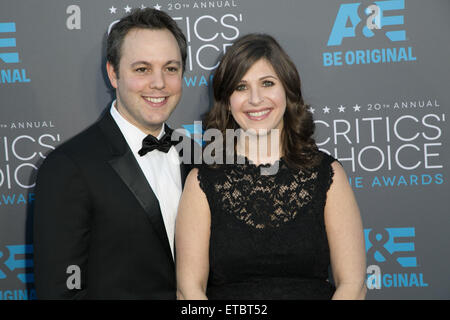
[175,168,211,300]
[324,161,367,300]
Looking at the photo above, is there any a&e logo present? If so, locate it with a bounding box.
[0,244,35,300]
[0,22,31,84]
[327,0,406,46]
[323,0,416,67]
[366,227,416,267]
[0,244,34,283]
[0,22,19,64]
[364,227,428,289]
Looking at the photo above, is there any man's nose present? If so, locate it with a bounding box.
[149,70,165,89]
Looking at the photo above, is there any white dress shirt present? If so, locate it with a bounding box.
[110,101,181,259]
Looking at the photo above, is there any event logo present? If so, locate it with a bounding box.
[365,227,428,289]
[313,98,445,189]
[0,127,61,207]
[323,0,416,67]
[0,22,31,84]
[0,244,35,300]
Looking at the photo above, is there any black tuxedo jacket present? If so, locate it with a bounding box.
[33,109,199,299]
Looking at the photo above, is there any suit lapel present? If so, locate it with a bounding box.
[97,111,174,263]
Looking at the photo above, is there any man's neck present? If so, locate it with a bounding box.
[114,101,164,138]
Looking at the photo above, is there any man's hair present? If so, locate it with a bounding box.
[106,8,187,77]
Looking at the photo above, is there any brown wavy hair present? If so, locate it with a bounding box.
[204,33,321,169]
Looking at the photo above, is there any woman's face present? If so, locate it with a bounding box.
[229,59,286,135]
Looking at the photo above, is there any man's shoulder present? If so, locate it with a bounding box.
[61,122,102,151]
[44,116,111,165]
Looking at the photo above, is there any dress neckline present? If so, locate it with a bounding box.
[235,154,285,169]
[203,152,288,174]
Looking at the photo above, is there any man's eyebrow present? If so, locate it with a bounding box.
[130,60,181,67]
[164,60,181,67]
[131,61,151,67]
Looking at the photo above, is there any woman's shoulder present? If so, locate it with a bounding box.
[317,150,338,167]
[312,151,349,193]
[185,165,220,199]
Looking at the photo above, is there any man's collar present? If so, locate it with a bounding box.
[110,100,166,139]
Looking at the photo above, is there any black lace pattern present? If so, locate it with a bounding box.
[210,156,319,229]
[197,151,337,299]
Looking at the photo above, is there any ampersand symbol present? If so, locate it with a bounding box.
[367,228,392,264]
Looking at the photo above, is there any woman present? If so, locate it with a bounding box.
[175,33,366,299]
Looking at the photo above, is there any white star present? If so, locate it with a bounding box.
[124,5,132,13]
[109,6,117,14]
[322,106,330,114]
[353,104,361,112]
[338,105,346,112]
[154,4,162,10]
[140,4,146,9]
[309,107,315,114]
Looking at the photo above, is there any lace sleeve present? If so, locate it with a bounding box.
[319,152,337,195]
[196,165,216,211]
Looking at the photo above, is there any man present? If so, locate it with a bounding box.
[33,8,196,299]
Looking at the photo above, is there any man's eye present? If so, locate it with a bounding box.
[167,66,179,73]
[136,67,147,73]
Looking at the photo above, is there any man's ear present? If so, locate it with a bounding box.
[106,61,118,89]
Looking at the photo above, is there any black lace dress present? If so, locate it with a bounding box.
[196,151,337,300]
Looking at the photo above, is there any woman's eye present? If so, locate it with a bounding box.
[235,84,246,91]
[262,80,274,87]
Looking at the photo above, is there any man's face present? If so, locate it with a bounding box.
[107,28,183,136]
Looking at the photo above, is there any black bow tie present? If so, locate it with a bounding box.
[138,131,174,156]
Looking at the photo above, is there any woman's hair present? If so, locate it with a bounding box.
[204,33,321,169]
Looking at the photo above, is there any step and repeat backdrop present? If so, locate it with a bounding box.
[0,0,449,300]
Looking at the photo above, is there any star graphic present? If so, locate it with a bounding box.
[338,105,346,112]
[124,5,132,13]
[109,6,117,14]
[154,4,162,10]
[309,107,315,114]
[322,106,330,114]
[140,4,146,9]
[353,104,361,112]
